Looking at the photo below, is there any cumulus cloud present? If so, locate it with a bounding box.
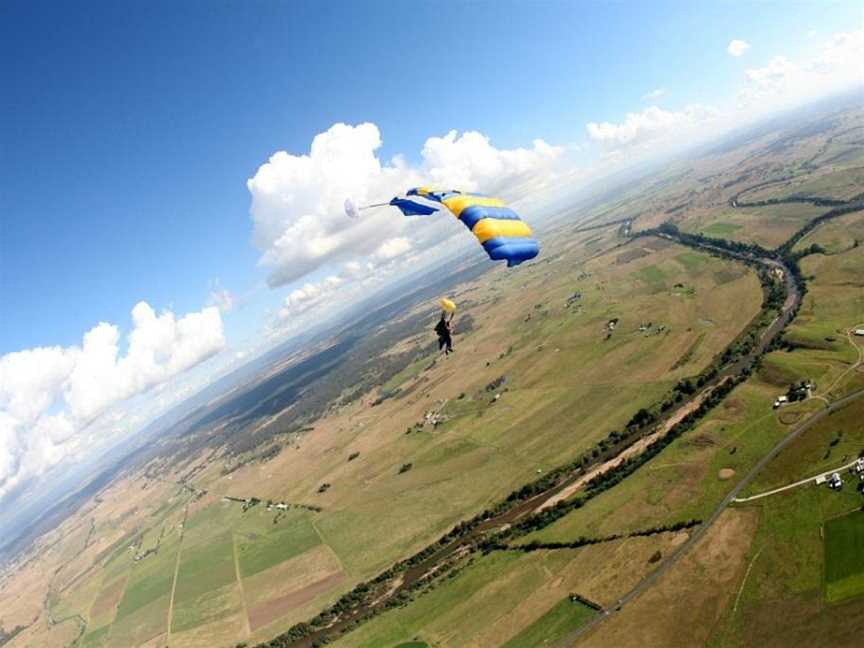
[586,104,720,149]
[374,237,412,261]
[247,122,562,289]
[641,88,666,101]
[279,276,345,319]
[727,39,751,57]
[0,303,224,502]
[738,30,864,108]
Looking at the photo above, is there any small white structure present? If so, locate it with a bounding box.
[854,329,864,336]
[275,503,289,510]
[773,395,789,409]
[829,472,843,490]
[854,458,864,474]
[815,474,827,485]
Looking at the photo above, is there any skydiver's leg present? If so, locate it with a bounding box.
[438,336,446,351]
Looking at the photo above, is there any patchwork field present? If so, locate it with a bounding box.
[0,228,765,648]
[3,101,863,648]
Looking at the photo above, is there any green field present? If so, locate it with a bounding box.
[501,597,599,647]
[114,535,179,621]
[700,222,743,238]
[79,625,110,648]
[635,264,668,292]
[824,512,864,602]
[174,531,236,604]
[236,512,321,577]
[172,583,241,634]
[331,550,589,647]
[674,251,709,272]
[677,202,827,249]
[109,593,170,647]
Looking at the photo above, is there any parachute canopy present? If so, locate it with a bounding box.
[344,198,360,219]
[387,187,539,267]
[439,297,456,313]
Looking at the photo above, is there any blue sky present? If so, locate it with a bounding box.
[3,0,860,353]
[1,0,862,519]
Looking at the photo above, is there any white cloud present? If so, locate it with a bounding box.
[738,30,864,108]
[247,122,562,289]
[279,276,344,319]
[586,104,720,149]
[740,55,798,101]
[641,88,666,101]
[374,237,412,261]
[584,30,864,155]
[0,303,224,502]
[728,39,751,57]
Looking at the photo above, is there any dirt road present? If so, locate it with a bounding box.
[732,457,862,502]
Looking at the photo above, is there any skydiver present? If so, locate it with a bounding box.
[435,313,454,355]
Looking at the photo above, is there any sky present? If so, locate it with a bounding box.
[1,0,862,522]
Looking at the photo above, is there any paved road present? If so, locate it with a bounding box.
[560,386,864,647]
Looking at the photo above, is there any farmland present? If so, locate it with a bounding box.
[1,99,863,648]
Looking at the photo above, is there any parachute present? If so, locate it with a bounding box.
[393,188,539,267]
[350,188,539,267]
[439,297,456,313]
[344,198,360,219]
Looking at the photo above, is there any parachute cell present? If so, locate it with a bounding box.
[439,298,456,313]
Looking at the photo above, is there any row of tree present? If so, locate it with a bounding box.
[490,518,703,553]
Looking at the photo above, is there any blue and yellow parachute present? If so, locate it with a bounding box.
[388,188,539,267]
